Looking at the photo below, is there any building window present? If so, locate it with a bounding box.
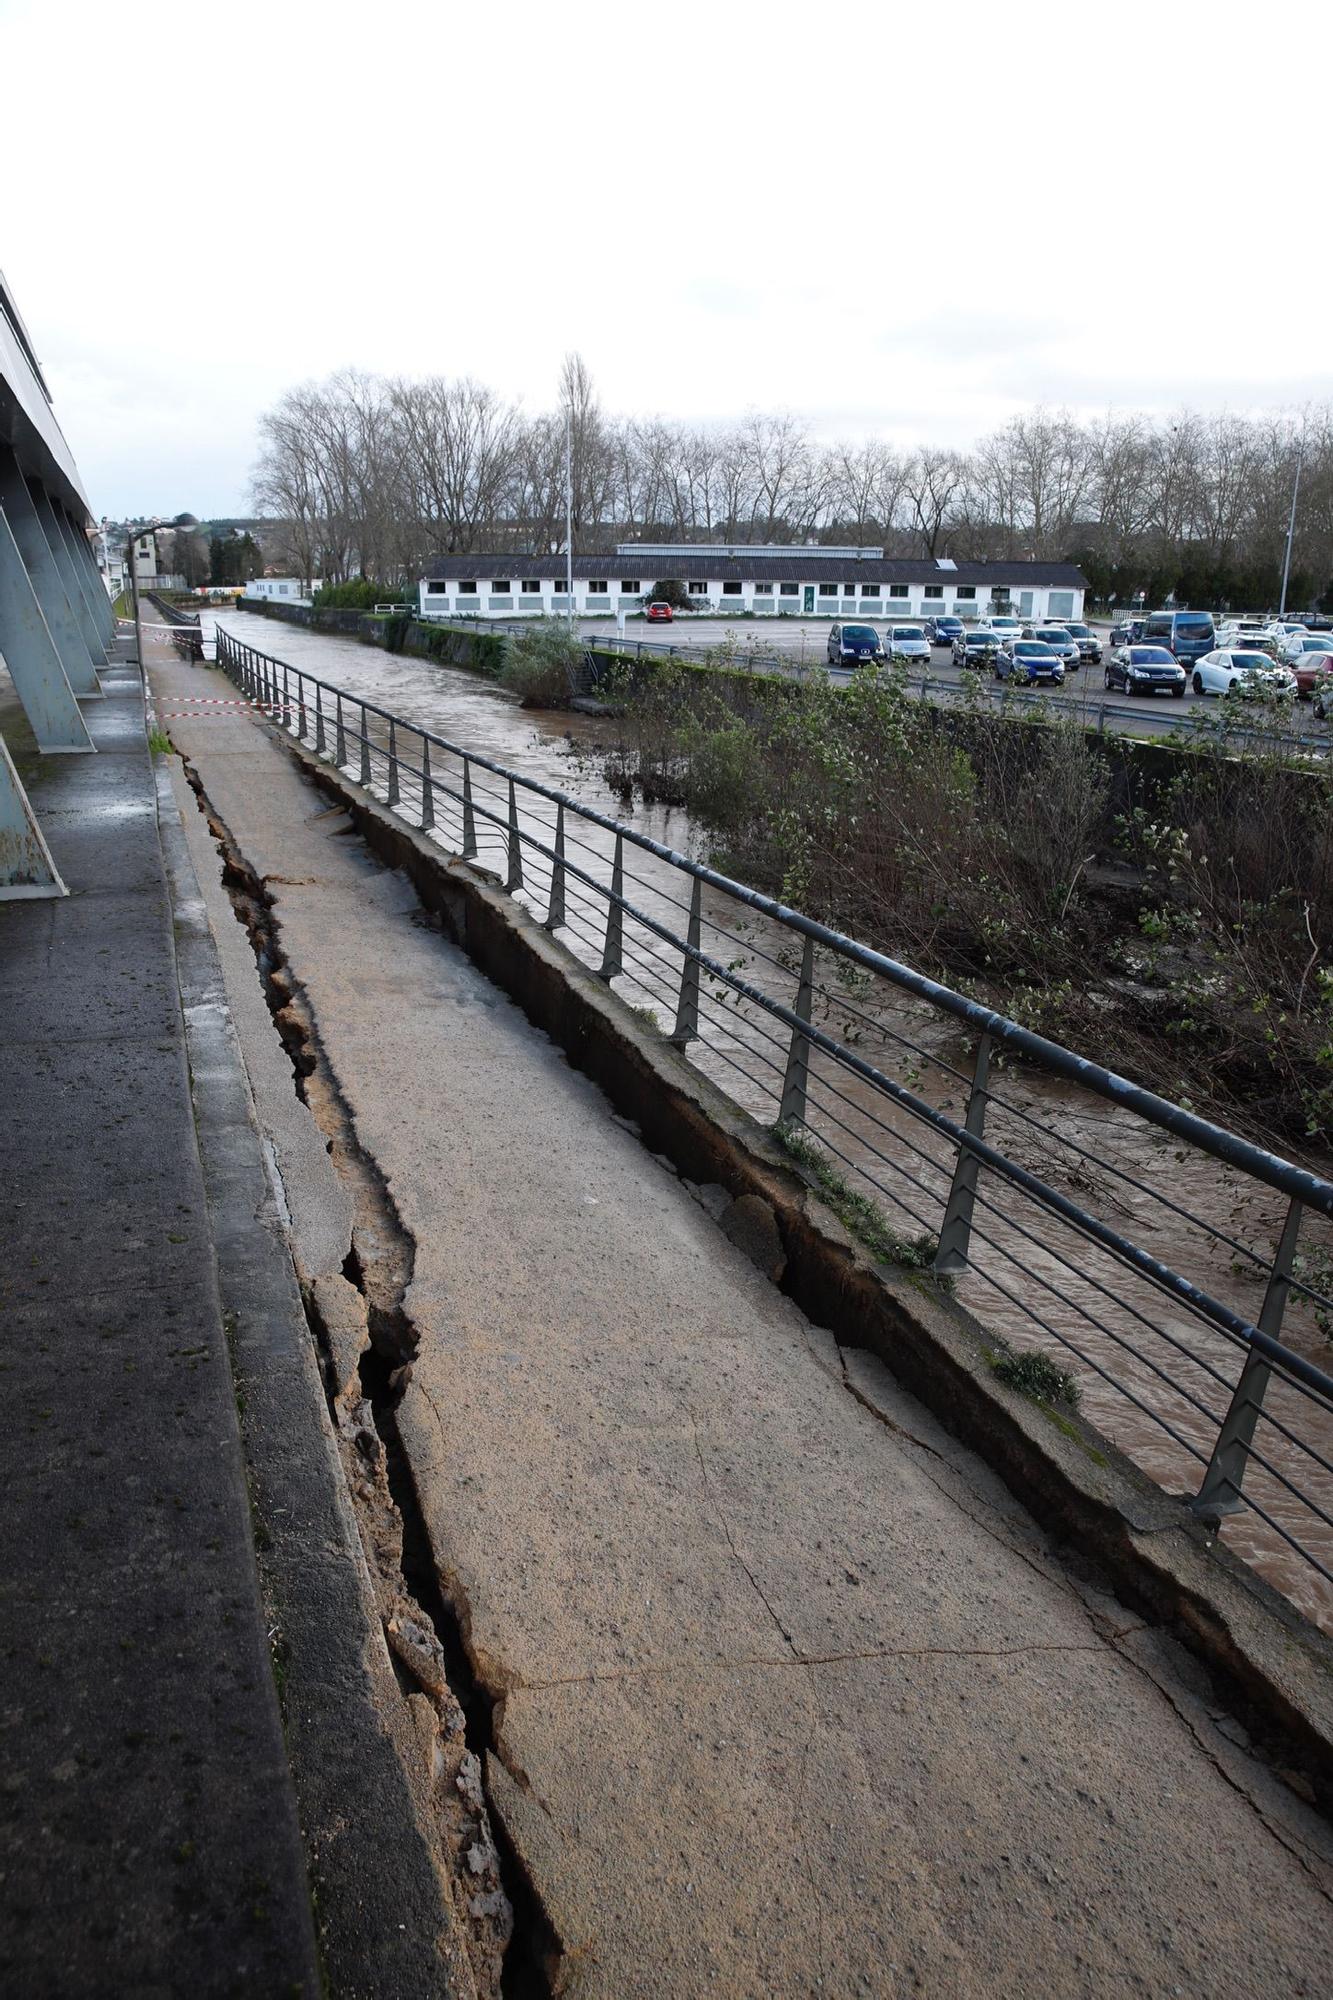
[620,579,640,594]
[460,581,477,593]
[426,580,447,594]
[522,579,542,593]
[492,579,510,593]
[924,585,943,599]
[956,585,975,600]
[754,581,773,594]
[723,581,743,595]
[779,582,799,596]
[860,584,881,597]
[689,580,706,594]
[818,583,837,597]
[587,579,608,594]
[889,584,909,599]
[842,582,856,596]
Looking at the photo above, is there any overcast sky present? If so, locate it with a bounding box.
[3,0,1329,519]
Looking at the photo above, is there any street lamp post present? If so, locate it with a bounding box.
[564,408,574,628]
[1279,435,1305,618]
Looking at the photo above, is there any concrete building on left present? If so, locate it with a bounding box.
[0,265,117,895]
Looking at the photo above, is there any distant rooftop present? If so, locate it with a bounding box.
[615,543,884,561]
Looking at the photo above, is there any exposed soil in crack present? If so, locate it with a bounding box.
[181,756,561,1998]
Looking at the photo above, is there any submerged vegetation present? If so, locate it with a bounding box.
[601,656,1333,1152]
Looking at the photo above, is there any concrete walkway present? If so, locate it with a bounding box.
[0,649,320,1994]
[151,640,1333,1998]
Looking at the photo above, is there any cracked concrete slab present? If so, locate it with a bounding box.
[152,646,1333,1998]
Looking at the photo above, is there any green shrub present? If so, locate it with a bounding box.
[500,618,586,708]
[989,1338,1081,1408]
[312,579,410,611]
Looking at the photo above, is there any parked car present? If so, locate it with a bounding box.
[923,615,964,646]
[988,615,1025,648]
[887,624,932,663]
[1215,620,1271,650]
[826,622,887,667]
[1220,629,1280,659]
[1279,630,1331,665]
[1283,642,1333,695]
[1057,620,1103,664]
[952,628,1005,669]
[645,601,673,622]
[1310,665,1333,718]
[996,640,1065,685]
[1109,614,1145,646]
[1104,645,1186,696]
[1140,609,1217,664]
[1027,625,1082,669]
[1191,649,1297,698]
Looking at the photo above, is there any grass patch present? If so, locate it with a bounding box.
[774,1120,940,1271]
[148,727,172,755]
[988,1336,1081,1409]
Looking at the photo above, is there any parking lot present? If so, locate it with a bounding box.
[565,613,1325,744]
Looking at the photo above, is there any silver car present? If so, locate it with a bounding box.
[887,623,931,663]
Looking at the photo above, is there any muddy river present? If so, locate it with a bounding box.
[206,611,1333,1629]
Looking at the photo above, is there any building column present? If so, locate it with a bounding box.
[0,735,66,897]
[29,480,108,667]
[0,449,102,697]
[0,503,94,752]
[58,504,117,645]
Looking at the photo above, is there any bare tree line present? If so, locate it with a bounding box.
[252,357,1333,606]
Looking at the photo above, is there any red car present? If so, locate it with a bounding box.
[1292,650,1333,697]
[645,601,673,622]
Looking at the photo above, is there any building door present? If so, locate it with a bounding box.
[1018,590,1034,619]
[803,586,815,613]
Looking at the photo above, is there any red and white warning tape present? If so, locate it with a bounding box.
[156,699,295,718]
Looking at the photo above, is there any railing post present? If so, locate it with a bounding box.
[545,801,566,929]
[420,737,435,830]
[359,702,371,786]
[505,776,524,891]
[462,758,477,856]
[934,1032,994,1276]
[387,718,400,805]
[315,683,326,754]
[671,875,703,1047]
[1191,1196,1303,1521]
[778,935,815,1124]
[297,673,307,740]
[598,831,624,980]
[335,690,346,766]
[281,662,290,726]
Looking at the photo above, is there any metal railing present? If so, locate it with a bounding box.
[215,624,1333,1622]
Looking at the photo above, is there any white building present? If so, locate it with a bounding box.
[417,546,1087,625]
[245,577,311,602]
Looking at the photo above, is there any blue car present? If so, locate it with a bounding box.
[924,615,963,646]
[997,640,1065,685]
[826,621,887,667]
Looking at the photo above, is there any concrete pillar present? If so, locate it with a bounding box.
[0,734,67,897]
[0,504,93,752]
[0,449,102,697]
[58,504,116,645]
[30,479,108,667]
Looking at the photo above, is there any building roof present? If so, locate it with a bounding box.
[423,554,1089,587]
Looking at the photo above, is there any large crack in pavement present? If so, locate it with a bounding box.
[180,756,563,1999]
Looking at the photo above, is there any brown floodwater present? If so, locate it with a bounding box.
[210,612,1333,1629]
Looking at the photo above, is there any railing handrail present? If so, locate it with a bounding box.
[217,619,1333,1220]
[212,620,1333,1600]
